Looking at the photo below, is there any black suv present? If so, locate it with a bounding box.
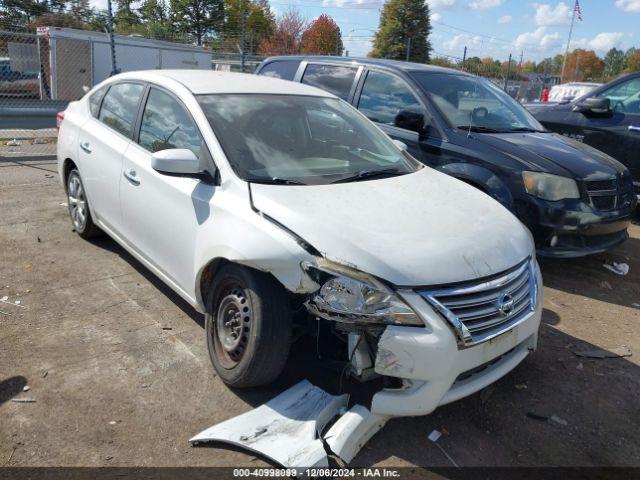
[256,56,636,257]
[526,72,640,199]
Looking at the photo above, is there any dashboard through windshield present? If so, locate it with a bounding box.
[412,72,545,133]
[197,94,421,185]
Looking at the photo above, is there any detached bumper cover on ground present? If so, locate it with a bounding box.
[189,380,386,468]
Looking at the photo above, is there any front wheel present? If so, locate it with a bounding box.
[205,264,292,388]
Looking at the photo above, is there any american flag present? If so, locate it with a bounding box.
[574,0,583,21]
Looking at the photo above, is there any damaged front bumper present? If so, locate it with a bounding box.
[370,283,542,417]
[304,257,543,417]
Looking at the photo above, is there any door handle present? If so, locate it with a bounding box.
[123,169,140,185]
[80,141,91,153]
[629,125,640,133]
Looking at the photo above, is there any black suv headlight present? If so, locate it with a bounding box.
[523,171,580,201]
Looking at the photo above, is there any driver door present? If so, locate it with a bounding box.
[355,69,432,162]
[576,77,640,181]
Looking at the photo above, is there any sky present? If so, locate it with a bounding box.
[89,0,640,62]
[268,0,640,62]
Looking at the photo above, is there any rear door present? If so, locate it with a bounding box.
[78,81,145,234]
[119,85,214,295]
[256,60,301,80]
[299,63,361,101]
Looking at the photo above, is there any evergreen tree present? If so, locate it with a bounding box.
[603,48,626,79]
[0,0,49,29]
[114,0,141,33]
[370,0,431,63]
[170,0,224,45]
[68,0,93,24]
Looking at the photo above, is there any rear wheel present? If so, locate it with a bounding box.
[205,264,292,387]
[67,169,101,238]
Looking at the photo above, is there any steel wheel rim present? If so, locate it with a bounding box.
[68,174,87,231]
[214,286,252,369]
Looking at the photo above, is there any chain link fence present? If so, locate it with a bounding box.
[0,28,263,157]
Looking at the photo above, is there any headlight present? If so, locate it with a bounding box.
[522,171,580,201]
[302,259,423,326]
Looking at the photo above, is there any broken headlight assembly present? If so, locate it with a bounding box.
[302,259,423,326]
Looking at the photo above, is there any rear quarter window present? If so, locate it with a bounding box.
[301,64,358,100]
[89,86,108,117]
[98,82,145,137]
[258,61,300,80]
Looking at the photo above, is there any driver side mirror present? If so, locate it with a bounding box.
[394,110,431,136]
[151,148,204,175]
[574,97,610,115]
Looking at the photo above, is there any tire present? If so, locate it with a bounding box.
[66,169,101,239]
[205,264,292,388]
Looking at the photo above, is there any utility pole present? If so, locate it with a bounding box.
[560,1,579,83]
[405,36,411,62]
[249,30,254,56]
[518,50,524,73]
[462,46,467,70]
[107,0,117,76]
[240,10,246,73]
[504,53,512,92]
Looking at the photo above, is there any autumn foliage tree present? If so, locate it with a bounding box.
[563,49,605,81]
[258,8,306,56]
[300,14,342,55]
[626,50,640,72]
[223,0,275,54]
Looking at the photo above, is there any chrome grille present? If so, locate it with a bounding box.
[418,259,536,347]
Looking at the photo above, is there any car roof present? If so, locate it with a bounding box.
[261,55,470,76]
[110,70,336,97]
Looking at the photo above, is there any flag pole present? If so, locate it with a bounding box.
[560,3,577,83]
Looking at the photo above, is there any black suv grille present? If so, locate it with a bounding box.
[585,175,634,211]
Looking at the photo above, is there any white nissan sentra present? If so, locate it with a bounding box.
[57,70,542,418]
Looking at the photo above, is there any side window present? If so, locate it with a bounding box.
[358,71,424,126]
[98,83,144,137]
[597,78,640,115]
[89,85,108,118]
[138,88,201,157]
[301,64,358,100]
[258,61,300,80]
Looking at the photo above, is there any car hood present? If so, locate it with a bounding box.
[250,167,532,287]
[473,131,626,179]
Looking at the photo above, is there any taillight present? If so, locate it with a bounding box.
[56,112,64,133]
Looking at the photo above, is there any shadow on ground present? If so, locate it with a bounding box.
[0,376,28,406]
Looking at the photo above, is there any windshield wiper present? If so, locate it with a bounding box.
[331,168,407,184]
[249,177,307,185]
[504,127,547,133]
[456,125,502,133]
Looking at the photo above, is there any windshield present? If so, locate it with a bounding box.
[197,94,420,185]
[412,72,544,133]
